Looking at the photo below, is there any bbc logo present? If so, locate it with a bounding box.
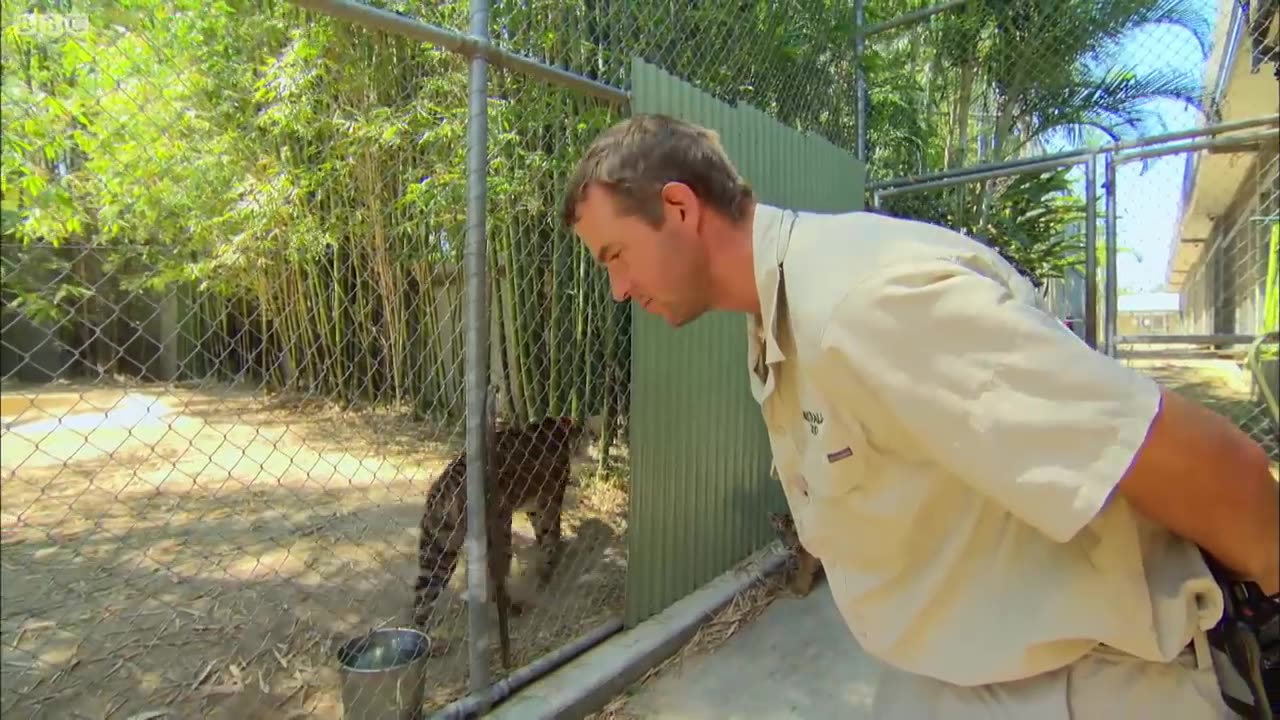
[12,12,90,38]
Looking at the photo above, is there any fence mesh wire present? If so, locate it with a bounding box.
[862,0,1233,185]
[3,0,1278,717]
[1115,142,1280,468]
[434,0,862,149]
[456,63,633,671]
[0,3,628,717]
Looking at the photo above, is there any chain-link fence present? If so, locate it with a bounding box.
[1112,141,1279,468]
[859,0,1227,184]
[873,160,1103,340]
[3,0,1278,717]
[0,2,635,717]
[1118,148,1276,345]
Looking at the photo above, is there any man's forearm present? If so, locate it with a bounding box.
[1115,387,1279,595]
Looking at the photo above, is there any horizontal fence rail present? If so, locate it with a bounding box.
[288,0,632,105]
[1114,334,1261,345]
[871,115,1280,197]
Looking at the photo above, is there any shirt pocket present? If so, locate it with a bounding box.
[792,422,869,559]
[803,420,869,496]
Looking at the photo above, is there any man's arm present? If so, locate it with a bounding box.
[817,256,1278,593]
[1118,387,1279,594]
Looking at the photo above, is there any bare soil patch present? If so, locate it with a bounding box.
[1,380,628,719]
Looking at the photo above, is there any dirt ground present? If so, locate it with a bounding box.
[0,380,629,719]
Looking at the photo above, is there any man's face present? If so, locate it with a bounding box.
[572,183,712,328]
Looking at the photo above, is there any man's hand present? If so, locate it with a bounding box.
[1116,387,1279,595]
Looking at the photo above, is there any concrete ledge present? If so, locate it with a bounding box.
[484,544,789,720]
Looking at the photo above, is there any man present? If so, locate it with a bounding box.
[561,113,1279,718]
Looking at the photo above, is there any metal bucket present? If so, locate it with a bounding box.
[336,627,431,720]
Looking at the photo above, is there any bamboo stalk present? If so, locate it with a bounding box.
[548,200,564,417]
[498,220,528,425]
[506,193,536,423]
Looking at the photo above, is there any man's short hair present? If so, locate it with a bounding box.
[560,113,755,229]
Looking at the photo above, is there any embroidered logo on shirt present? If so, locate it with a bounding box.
[802,410,824,435]
[826,447,853,463]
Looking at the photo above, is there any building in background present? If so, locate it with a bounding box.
[1168,0,1278,339]
[1117,291,1184,336]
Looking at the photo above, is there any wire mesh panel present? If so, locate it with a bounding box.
[1,3,536,717]
[1,247,466,718]
[4,0,1276,716]
[860,0,1227,185]
[875,164,1097,332]
[1103,0,1279,466]
[1114,142,1280,469]
[1,0,638,714]
[480,0,861,150]
[434,64,632,676]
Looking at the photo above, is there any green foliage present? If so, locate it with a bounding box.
[881,168,1089,288]
[868,0,1208,286]
[967,170,1090,287]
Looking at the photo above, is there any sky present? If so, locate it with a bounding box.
[1043,0,1226,294]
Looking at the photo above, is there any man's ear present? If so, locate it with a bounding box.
[660,182,699,225]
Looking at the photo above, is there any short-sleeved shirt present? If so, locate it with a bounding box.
[745,203,1225,687]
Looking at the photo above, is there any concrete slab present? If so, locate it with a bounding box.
[621,582,883,719]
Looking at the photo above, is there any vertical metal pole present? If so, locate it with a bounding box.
[1104,153,1119,357]
[854,0,867,163]
[464,0,492,698]
[1084,155,1098,349]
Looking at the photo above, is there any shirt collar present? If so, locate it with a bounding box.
[746,202,796,399]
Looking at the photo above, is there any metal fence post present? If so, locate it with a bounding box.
[1104,152,1119,357]
[1084,154,1098,350]
[464,0,493,699]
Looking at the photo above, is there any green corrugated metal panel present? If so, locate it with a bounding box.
[625,58,866,625]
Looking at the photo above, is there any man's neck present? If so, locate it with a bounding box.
[706,201,761,316]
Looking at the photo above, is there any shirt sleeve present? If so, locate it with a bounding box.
[817,257,1163,543]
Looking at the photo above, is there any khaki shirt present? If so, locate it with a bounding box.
[746,203,1224,687]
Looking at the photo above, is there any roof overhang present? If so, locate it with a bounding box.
[1168,1,1280,290]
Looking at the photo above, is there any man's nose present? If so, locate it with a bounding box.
[608,270,631,303]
